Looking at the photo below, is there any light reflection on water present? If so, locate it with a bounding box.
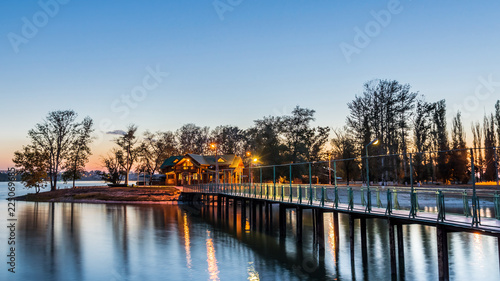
[0,183,499,280]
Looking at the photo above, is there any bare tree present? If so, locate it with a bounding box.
[137,130,177,184]
[62,117,94,188]
[17,110,92,191]
[115,125,139,186]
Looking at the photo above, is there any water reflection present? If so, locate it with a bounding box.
[206,230,220,281]
[1,201,499,281]
[183,213,192,269]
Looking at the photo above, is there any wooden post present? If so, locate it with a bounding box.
[437,225,449,281]
[333,211,340,256]
[217,196,222,221]
[349,214,355,266]
[251,200,257,230]
[388,219,397,280]
[316,209,325,250]
[233,198,237,228]
[269,203,273,233]
[241,199,247,228]
[397,224,405,277]
[279,204,286,238]
[225,196,230,222]
[264,202,269,233]
[296,207,303,243]
[259,202,264,232]
[360,217,367,263]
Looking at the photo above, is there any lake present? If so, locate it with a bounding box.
[0,182,499,280]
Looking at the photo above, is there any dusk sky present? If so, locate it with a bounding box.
[1,0,500,170]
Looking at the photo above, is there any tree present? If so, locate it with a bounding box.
[331,127,359,184]
[115,125,139,186]
[62,117,94,188]
[413,97,435,183]
[450,112,469,184]
[483,114,497,181]
[347,79,417,183]
[17,110,93,191]
[137,130,177,184]
[282,106,329,163]
[496,100,500,142]
[98,149,126,184]
[12,145,49,193]
[471,121,484,181]
[176,124,210,154]
[210,125,245,155]
[431,100,450,183]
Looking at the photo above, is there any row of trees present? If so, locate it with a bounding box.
[13,80,500,191]
[331,79,500,185]
[101,106,329,184]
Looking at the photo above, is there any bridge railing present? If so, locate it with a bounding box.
[184,182,500,229]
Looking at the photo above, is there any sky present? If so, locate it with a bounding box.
[1,0,500,170]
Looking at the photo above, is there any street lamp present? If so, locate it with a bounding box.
[365,138,379,212]
[328,153,332,185]
[250,158,258,186]
[210,143,219,189]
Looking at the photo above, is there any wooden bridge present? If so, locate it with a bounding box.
[180,183,500,281]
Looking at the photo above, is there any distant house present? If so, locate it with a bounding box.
[159,154,245,186]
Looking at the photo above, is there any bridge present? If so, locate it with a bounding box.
[180,181,500,281]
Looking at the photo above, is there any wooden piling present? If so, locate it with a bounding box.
[316,209,325,250]
[388,219,397,280]
[360,217,367,263]
[296,207,303,242]
[349,214,355,266]
[437,225,449,281]
[269,203,273,233]
[233,198,237,227]
[397,223,405,276]
[241,199,247,228]
[279,204,286,238]
[333,211,339,254]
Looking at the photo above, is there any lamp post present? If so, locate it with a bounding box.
[210,143,219,189]
[328,153,332,185]
[365,138,380,212]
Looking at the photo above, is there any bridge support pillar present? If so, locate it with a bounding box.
[397,223,405,278]
[279,204,286,238]
[269,203,273,233]
[360,217,367,264]
[296,207,303,243]
[315,209,325,250]
[259,202,264,232]
[437,225,449,281]
[233,198,237,228]
[349,214,355,267]
[225,196,230,222]
[388,219,397,280]
[333,211,339,255]
[217,196,222,221]
[251,200,257,231]
[241,199,247,228]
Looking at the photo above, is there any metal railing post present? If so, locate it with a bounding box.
[471,148,480,227]
[309,163,313,205]
[409,153,417,218]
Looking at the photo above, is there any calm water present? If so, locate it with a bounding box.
[0,182,499,280]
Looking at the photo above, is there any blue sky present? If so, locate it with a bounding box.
[1,0,500,169]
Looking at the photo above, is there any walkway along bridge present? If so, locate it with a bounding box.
[179,160,500,280]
